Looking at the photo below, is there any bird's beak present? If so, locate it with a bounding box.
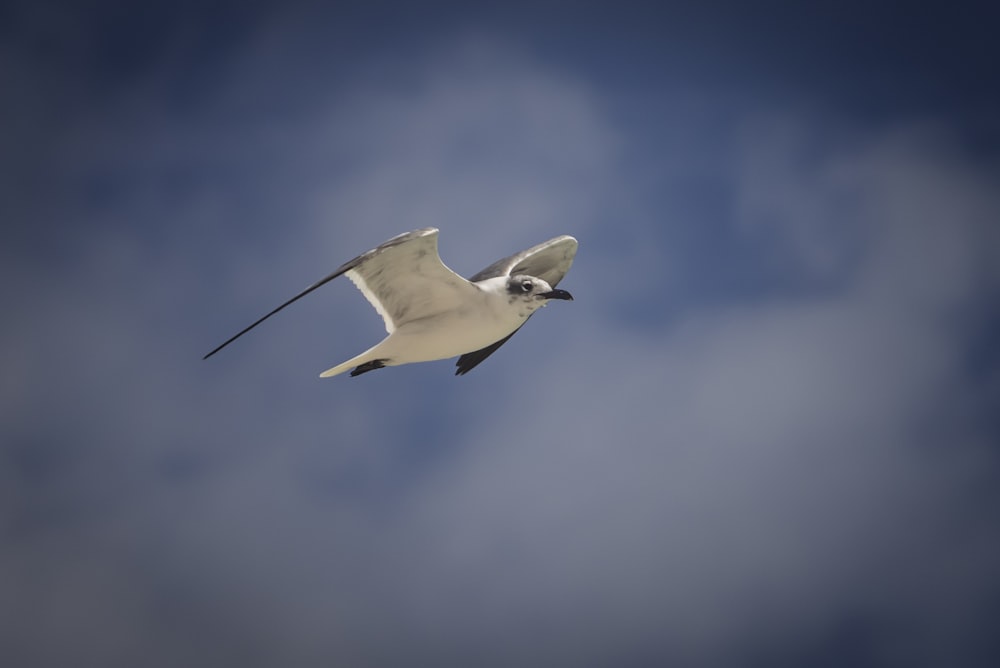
[538,288,574,301]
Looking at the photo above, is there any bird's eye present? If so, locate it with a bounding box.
[521,280,533,292]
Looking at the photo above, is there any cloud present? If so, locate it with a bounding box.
[3,16,1000,668]
[402,118,1000,666]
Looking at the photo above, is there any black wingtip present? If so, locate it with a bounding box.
[453,326,523,376]
[201,265,351,362]
[202,342,228,360]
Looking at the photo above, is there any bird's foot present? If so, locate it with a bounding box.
[350,359,388,377]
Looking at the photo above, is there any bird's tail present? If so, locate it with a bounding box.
[318,359,361,378]
[319,340,386,378]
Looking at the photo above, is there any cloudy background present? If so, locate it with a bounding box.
[3,1,1000,666]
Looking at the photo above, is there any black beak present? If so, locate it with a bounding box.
[538,288,574,301]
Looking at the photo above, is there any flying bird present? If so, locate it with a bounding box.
[203,228,577,377]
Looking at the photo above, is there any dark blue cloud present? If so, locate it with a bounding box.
[3,3,999,667]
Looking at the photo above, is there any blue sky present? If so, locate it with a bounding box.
[3,2,1000,667]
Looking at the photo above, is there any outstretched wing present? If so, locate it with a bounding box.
[203,227,473,359]
[454,325,523,376]
[467,234,577,286]
[456,235,577,375]
[345,228,477,333]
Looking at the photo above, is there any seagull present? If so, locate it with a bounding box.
[203,228,577,377]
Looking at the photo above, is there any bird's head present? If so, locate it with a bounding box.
[505,274,574,303]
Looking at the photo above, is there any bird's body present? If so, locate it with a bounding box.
[320,275,548,377]
[204,228,577,377]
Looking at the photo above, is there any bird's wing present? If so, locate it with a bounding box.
[345,228,477,334]
[454,323,524,376]
[467,234,578,286]
[203,227,474,359]
[455,235,578,375]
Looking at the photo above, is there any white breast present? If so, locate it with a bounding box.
[377,281,538,364]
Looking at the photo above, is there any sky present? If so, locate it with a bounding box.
[3,1,1000,666]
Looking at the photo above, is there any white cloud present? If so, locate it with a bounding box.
[3,21,999,668]
[369,118,1000,665]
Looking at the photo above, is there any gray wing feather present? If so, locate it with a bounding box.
[204,227,459,359]
[468,235,578,286]
[346,228,476,332]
